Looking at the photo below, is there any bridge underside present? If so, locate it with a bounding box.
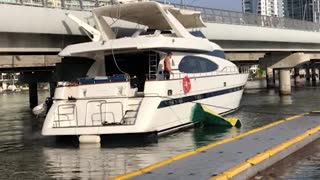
[0,32,89,54]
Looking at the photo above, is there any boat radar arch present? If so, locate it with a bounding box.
[92,1,206,40]
[66,1,206,42]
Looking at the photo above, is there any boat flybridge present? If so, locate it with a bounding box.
[41,1,249,141]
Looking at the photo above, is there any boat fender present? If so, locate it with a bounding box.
[191,104,242,128]
[45,97,53,113]
[183,75,191,93]
[32,103,47,117]
[79,135,101,144]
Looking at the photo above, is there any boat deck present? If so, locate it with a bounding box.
[113,112,320,180]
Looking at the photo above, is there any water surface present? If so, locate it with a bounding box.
[0,81,319,179]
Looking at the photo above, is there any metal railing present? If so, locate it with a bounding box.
[0,0,112,10]
[53,100,125,128]
[1,0,320,32]
[163,66,247,80]
[54,104,78,128]
[172,3,320,32]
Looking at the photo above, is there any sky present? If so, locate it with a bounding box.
[161,0,242,12]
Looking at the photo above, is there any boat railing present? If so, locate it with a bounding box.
[238,66,251,74]
[54,104,78,128]
[56,75,130,87]
[78,74,130,85]
[100,101,124,124]
[53,100,125,128]
[166,66,246,80]
[84,100,107,126]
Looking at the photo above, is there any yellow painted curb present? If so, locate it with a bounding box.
[210,174,228,180]
[285,113,306,121]
[140,159,173,173]
[171,150,197,161]
[112,113,304,180]
[246,152,270,165]
[266,145,285,156]
[236,120,286,139]
[307,126,320,135]
[112,170,143,180]
[215,125,320,179]
[223,162,252,178]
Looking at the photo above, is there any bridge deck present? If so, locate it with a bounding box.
[114,113,320,180]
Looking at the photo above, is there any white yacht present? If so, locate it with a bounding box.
[41,1,248,138]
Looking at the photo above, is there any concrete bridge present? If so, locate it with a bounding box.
[2,0,320,106]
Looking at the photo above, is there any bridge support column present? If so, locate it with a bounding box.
[49,82,57,97]
[312,66,317,84]
[279,69,291,96]
[294,67,300,86]
[29,83,38,109]
[266,68,274,88]
[306,67,311,82]
[272,69,277,87]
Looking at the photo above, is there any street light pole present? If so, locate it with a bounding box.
[180,0,184,8]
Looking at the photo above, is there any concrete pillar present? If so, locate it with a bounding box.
[312,67,317,82]
[279,69,291,95]
[294,67,300,86]
[306,67,311,81]
[272,69,276,86]
[49,82,57,97]
[29,83,38,109]
[266,68,274,88]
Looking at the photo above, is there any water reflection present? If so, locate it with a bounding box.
[42,131,200,178]
[192,126,240,148]
[280,95,293,105]
[44,145,109,179]
[0,82,319,179]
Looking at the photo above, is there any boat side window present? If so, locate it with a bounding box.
[207,50,225,59]
[178,56,218,73]
[140,29,156,35]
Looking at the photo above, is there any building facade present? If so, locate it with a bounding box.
[243,0,320,22]
[242,0,284,17]
[284,0,320,22]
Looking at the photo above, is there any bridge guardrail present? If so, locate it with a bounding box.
[172,3,320,32]
[1,0,320,32]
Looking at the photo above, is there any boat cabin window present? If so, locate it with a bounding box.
[140,29,174,36]
[140,29,157,35]
[56,57,94,81]
[207,50,225,59]
[178,56,219,73]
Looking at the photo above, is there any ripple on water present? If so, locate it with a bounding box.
[0,83,319,179]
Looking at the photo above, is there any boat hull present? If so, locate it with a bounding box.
[42,73,248,136]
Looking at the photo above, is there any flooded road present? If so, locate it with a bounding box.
[0,80,319,179]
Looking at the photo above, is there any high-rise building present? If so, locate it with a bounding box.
[242,0,284,17]
[278,0,285,16]
[314,0,320,22]
[284,0,320,22]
